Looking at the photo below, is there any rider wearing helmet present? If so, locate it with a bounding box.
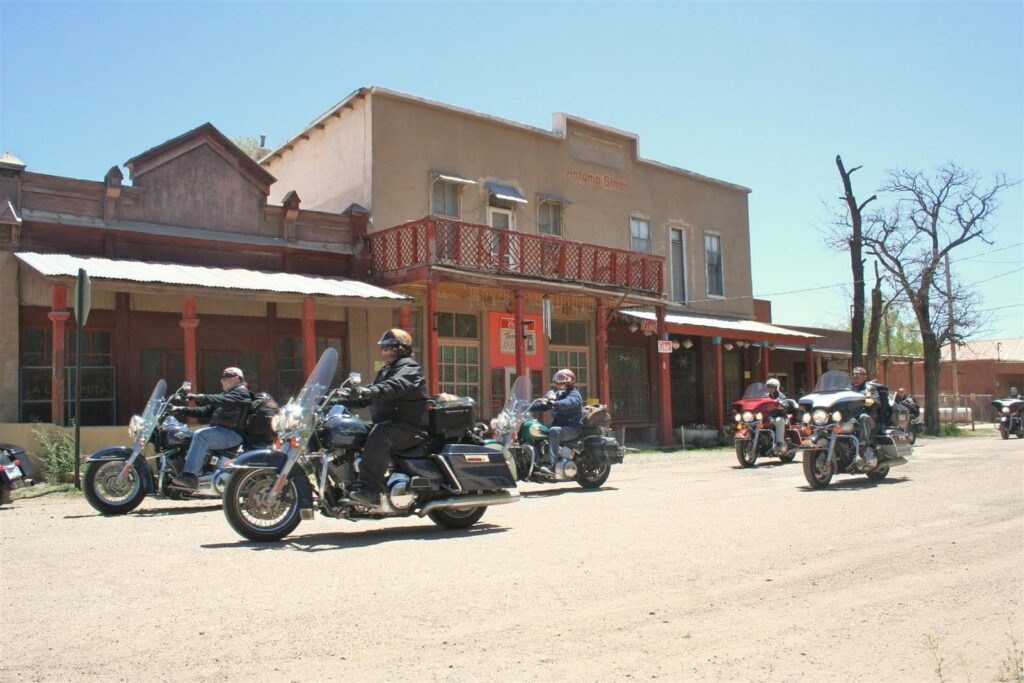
[346,329,428,508]
[534,369,584,470]
[765,378,788,454]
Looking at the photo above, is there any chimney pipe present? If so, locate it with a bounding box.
[259,134,267,148]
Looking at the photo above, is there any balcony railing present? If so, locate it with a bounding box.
[369,217,664,296]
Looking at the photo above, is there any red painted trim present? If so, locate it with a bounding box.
[761,343,771,381]
[596,299,610,407]
[656,305,673,446]
[48,285,69,425]
[805,345,816,388]
[714,338,724,432]
[426,277,439,395]
[399,306,411,330]
[301,297,316,376]
[180,296,199,389]
[513,290,525,378]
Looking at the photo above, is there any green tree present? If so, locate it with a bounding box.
[230,136,264,161]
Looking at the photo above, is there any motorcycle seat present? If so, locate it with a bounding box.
[394,443,429,459]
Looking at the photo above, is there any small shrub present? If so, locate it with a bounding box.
[31,421,79,483]
[938,424,963,437]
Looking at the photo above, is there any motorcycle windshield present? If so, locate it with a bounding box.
[132,380,167,453]
[813,371,852,393]
[494,375,533,437]
[742,383,769,399]
[294,347,339,414]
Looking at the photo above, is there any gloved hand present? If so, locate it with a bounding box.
[169,406,188,417]
[353,385,375,401]
[186,393,200,402]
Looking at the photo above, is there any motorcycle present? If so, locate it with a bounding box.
[992,397,1024,439]
[221,348,521,542]
[490,382,625,489]
[83,380,237,514]
[0,445,26,506]
[732,382,801,467]
[798,371,913,489]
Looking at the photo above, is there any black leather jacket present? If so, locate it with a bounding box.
[181,383,255,432]
[363,356,429,428]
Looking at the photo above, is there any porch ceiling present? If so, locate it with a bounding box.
[15,252,411,305]
[621,309,821,344]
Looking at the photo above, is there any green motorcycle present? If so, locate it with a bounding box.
[488,384,624,489]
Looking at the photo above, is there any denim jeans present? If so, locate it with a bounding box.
[183,426,243,475]
[548,425,583,462]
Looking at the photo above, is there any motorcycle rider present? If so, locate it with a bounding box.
[765,378,788,454]
[345,329,429,508]
[892,387,920,418]
[170,367,254,490]
[1010,387,1022,400]
[850,366,879,469]
[533,369,584,472]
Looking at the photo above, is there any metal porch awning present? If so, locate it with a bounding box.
[621,309,820,344]
[15,252,412,304]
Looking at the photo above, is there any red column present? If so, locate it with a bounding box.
[513,289,526,378]
[596,299,610,406]
[48,285,70,425]
[713,336,724,433]
[301,297,316,376]
[656,306,673,446]
[761,342,771,381]
[426,277,439,395]
[399,305,411,330]
[805,345,816,388]
[180,296,199,388]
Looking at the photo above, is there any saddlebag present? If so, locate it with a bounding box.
[428,397,476,439]
[583,436,625,465]
[438,444,515,492]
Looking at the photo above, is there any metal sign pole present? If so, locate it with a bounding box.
[73,268,91,490]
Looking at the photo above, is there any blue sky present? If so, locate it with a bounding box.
[2,1,1021,339]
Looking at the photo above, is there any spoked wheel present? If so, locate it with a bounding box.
[576,459,611,489]
[1000,427,1009,440]
[428,506,487,529]
[223,469,302,542]
[735,439,758,468]
[866,467,890,481]
[802,449,834,489]
[84,460,147,514]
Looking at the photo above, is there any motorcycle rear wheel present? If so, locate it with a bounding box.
[84,460,147,515]
[802,449,833,489]
[866,467,890,481]
[428,506,486,529]
[576,460,611,489]
[778,451,797,463]
[223,469,301,542]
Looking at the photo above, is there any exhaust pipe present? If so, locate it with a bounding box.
[418,490,520,517]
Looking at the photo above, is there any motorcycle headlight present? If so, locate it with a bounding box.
[832,411,843,422]
[1003,407,1011,414]
[271,404,304,434]
[755,412,763,421]
[128,414,145,440]
[811,409,829,426]
[490,418,499,430]
[735,413,742,422]
[742,411,754,423]
[801,413,812,424]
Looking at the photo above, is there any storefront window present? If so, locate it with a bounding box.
[275,336,345,400]
[19,327,116,425]
[439,343,479,400]
[608,345,650,421]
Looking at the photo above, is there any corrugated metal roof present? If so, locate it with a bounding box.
[15,252,410,301]
[621,310,820,340]
[943,338,1024,362]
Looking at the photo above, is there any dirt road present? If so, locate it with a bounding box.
[3,434,1022,681]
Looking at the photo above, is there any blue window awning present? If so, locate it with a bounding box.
[485,181,529,204]
[432,170,477,185]
[536,191,572,206]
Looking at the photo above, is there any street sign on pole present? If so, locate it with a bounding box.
[74,269,92,327]
[73,268,90,489]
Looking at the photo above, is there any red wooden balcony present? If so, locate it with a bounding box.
[369,217,665,296]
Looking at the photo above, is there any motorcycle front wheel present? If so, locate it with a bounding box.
[802,449,834,489]
[223,469,302,542]
[734,438,758,468]
[84,460,147,515]
[428,506,486,529]
[1000,427,1009,440]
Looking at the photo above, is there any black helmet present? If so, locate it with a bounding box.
[378,328,413,355]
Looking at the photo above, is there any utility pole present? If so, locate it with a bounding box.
[944,254,959,425]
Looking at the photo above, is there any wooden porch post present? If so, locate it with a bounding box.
[426,277,439,395]
[656,305,673,446]
[761,342,771,381]
[513,289,526,379]
[805,345,816,388]
[596,299,610,407]
[180,296,199,388]
[713,336,724,433]
[48,285,70,425]
[399,305,411,330]
[301,297,316,376]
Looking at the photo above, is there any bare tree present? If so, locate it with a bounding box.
[833,156,877,367]
[862,163,1015,434]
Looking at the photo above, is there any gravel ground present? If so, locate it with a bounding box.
[2,431,1022,682]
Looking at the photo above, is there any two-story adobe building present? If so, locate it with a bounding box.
[262,87,817,443]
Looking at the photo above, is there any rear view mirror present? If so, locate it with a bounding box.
[182,381,192,392]
[348,372,362,387]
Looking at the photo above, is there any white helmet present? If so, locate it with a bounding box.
[766,378,780,390]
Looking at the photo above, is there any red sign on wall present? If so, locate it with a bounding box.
[488,312,545,369]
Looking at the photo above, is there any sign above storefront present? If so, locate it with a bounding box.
[566,166,632,193]
[657,340,673,354]
[488,312,545,370]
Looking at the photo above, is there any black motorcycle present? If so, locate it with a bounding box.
[0,445,28,506]
[83,381,238,514]
[221,348,520,542]
[992,397,1024,439]
[798,371,913,489]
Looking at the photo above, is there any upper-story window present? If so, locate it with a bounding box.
[431,179,461,218]
[538,201,563,236]
[670,227,687,303]
[630,217,651,253]
[705,232,724,297]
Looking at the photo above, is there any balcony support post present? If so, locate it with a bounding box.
[596,298,610,407]
[761,341,771,382]
[514,289,526,379]
[656,305,674,446]
[426,276,439,396]
[713,336,724,435]
[805,345,816,388]
[301,297,316,377]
